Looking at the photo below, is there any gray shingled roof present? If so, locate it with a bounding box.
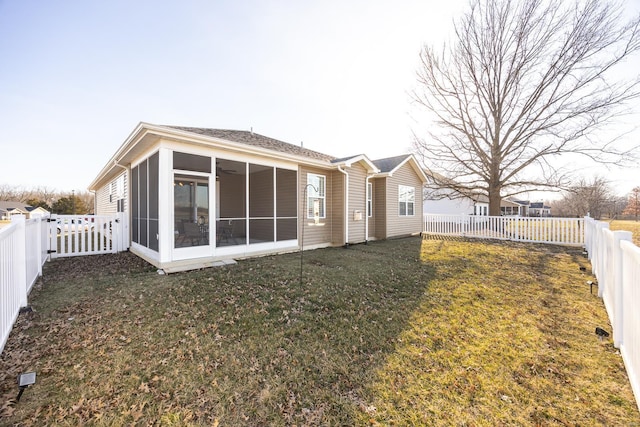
[372,155,410,173]
[331,154,366,164]
[164,126,336,162]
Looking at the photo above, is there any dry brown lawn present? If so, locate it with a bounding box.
[1,237,638,425]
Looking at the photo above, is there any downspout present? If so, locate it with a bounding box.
[337,166,349,246]
[89,190,97,215]
[114,160,129,213]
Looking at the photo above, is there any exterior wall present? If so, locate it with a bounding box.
[330,170,345,245]
[385,162,423,238]
[300,166,335,248]
[95,170,128,216]
[368,180,376,239]
[423,190,475,215]
[346,162,368,244]
[373,177,386,239]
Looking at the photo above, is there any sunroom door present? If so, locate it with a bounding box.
[173,174,210,257]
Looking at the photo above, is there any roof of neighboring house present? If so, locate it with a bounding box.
[165,126,336,162]
[0,201,30,212]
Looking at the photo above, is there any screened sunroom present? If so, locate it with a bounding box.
[128,147,300,270]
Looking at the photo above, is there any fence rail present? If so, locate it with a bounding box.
[584,217,640,411]
[423,214,584,245]
[0,216,48,354]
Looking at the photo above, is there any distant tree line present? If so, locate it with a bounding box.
[0,184,94,215]
[549,177,639,220]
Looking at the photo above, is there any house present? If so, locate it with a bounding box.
[0,201,49,220]
[422,170,477,215]
[88,123,427,271]
[500,199,529,216]
[529,202,551,217]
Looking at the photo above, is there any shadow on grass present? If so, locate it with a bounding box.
[1,238,441,425]
[2,238,637,425]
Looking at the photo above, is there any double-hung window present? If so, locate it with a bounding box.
[398,185,415,216]
[367,182,373,217]
[307,173,326,218]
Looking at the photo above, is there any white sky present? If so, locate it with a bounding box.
[0,0,638,199]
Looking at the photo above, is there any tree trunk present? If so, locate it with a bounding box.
[489,187,502,217]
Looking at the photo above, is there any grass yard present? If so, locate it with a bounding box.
[1,237,638,425]
[607,219,640,247]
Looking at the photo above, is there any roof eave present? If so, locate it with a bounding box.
[88,123,337,191]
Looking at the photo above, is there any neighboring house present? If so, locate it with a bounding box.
[529,202,551,217]
[422,171,477,215]
[89,123,427,271]
[500,198,528,216]
[25,206,50,218]
[0,201,49,220]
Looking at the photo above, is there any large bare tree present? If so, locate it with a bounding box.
[413,0,640,215]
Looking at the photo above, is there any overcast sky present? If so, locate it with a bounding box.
[1,0,638,199]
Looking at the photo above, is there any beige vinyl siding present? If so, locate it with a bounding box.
[347,163,367,244]
[385,162,423,237]
[95,171,127,216]
[373,177,386,239]
[330,170,344,245]
[300,166,334,248]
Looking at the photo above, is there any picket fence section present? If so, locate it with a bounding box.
[0,216,48,354]
[584,217,640,410]
[423,214,584,245]
[50,213,128,258]
[0,213,128,355]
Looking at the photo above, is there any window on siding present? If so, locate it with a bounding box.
[398,185,415,216]
[307,173,325,219]
[367,182,373,217]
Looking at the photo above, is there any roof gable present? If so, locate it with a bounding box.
[372,154,428,182]
[372,154,411,173]
[331,154,379,173]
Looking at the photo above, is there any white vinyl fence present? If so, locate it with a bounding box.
[49,213,128,258]
[1,213,128,355]
[423,214,584,245]
[0,215,48,354]
[584,217,640,411]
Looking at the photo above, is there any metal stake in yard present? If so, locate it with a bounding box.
[301,184,318,286]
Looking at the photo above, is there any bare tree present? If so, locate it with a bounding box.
[622,186,640,220]
[552,176,613,218]
[413,0,640,215]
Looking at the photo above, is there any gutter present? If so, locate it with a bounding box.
[337,165,349,246]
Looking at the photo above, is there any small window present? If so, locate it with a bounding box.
[307,173,326,219]
[367,182,373,217]
[398,185,415,217]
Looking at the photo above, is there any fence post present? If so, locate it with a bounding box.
[35,216,43,277]
[595,221,609,294]
[11,215,28,308]
[612,230,633,348]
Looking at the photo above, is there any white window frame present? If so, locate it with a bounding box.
[398,185,415,217]
[307,173,326,219]
[367,182,373,217]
